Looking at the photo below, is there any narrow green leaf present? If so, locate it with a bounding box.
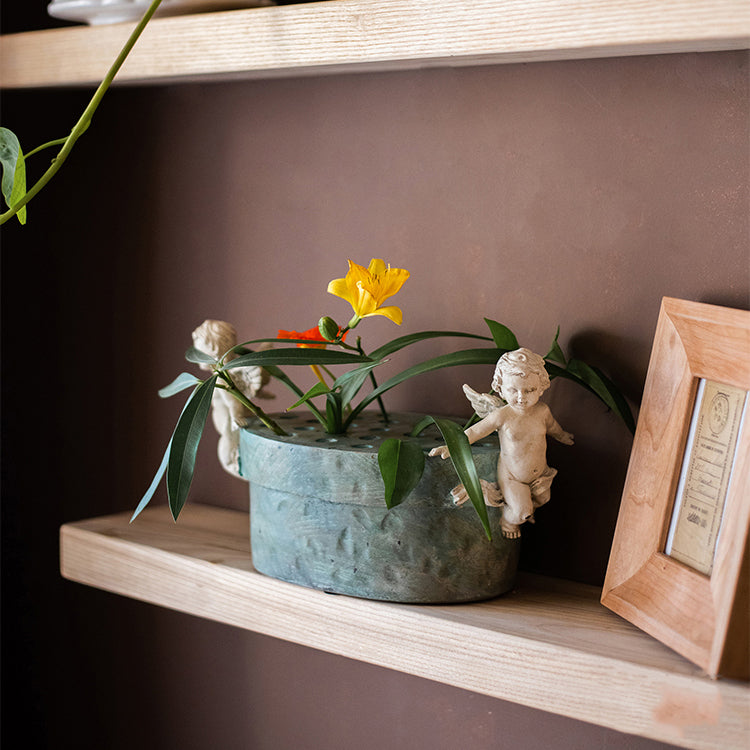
[131,387,195,522]
[166,375,217,520]
[185,346,218,365]
[262,363,327,425]
[410,415,436,437]
[544,361,569,381]
[544,326,567,365]
[324,391,344,434]
[484,319,519,351]
[427,417,492,539]
[378,438,426,509]
[288,380,331,409]
[0,127,27,224]
[587,363,636,434]
[346,348,501,425]
[131,439,170,522]
[566,359,636,433]
[158,372,202,398]
[334,359,385,406]
[369,330,491,360]
[223,348,371,370]
[263,364,304,396]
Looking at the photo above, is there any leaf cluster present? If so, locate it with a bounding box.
[133,320,634,541]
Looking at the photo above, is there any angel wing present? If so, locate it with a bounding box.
[462,384,503,419]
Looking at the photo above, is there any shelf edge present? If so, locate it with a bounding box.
[60,506,750,750]
[3,0,750,89]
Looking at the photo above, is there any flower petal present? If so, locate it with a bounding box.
[327,277,352,303]
[346,260,371,290]
[372,267,409,305]
[367,258,387,276]
[355,284,378,317]
[364,305,403,325]
[327,258,409,325]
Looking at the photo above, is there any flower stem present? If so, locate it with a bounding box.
[0,0,164,225]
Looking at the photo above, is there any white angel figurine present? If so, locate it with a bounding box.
[191,319,274,478]
[429,348,574,539]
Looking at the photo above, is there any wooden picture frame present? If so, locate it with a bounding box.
[601,297,750,679]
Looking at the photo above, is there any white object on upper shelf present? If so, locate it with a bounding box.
[47,0,275,25]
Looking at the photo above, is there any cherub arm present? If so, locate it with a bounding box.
[429,409,504,459]
[543,404,574,445]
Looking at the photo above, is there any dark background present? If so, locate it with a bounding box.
[2,5,748,748]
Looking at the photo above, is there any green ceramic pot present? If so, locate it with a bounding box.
[239,412,519,603]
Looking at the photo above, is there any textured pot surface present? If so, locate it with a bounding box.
[240,412,519,603]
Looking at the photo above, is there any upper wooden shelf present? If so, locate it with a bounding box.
[60,504,749,750]
[2,0,750,89]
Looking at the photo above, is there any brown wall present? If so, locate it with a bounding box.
[2,30,747,750]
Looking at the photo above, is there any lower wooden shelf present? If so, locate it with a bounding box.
[60,503,749,749]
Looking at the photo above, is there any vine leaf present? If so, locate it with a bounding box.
[0,128,27,225]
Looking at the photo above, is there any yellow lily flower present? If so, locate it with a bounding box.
[327,259,410,327]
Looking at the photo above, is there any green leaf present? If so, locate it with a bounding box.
[131,439,170,522]
[484,319,519,350]
[425,417,492,540]
[410,415,436,437]
[158,372,202,398]
[132,384,195,522]
[346,348,501,425]
[369,330,491,360]
[325,391,344,434]
[288,380,331,409]
[334,360,385,406]
[587,364,636,434]
[566,359,636,433]
[0,128,27,225]
[223,348,371,370]
[544,326,567,365]
[185,346,218,365]
[378,438,426,509]
[166,375,217,520]
[263,364,304,396]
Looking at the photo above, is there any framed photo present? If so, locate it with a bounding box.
[601,297,749,679]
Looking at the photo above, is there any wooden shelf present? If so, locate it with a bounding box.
[3,0,750,89]
[60,504,749,750]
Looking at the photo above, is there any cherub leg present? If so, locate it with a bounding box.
[530,466,557,510]
[497,474,534,539]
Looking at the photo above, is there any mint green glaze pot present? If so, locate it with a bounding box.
[239,412,519,603]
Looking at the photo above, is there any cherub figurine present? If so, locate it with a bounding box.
[429,348,574,539]
[191,320,274,478]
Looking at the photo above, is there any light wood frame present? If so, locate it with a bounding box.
[602,297,750,679]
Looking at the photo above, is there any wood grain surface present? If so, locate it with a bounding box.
[3,0,750,88]
[61,503,750,749]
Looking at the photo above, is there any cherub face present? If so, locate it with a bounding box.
[500,372,542,412]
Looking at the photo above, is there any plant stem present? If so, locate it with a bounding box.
[24,137,70,160]
[0,0,164,225]
[356,338,388,422]
[218,371,288,436]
